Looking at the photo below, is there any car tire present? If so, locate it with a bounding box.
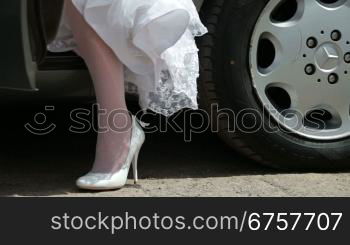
[197,0,350,170]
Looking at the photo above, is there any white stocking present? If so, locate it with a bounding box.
[65,0,132,173]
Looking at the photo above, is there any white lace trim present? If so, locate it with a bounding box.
[141,30,203,117]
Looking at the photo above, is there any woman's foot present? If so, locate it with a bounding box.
[76,116,145,190]
[91,111,132,174]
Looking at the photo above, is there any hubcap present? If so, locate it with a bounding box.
[250,0,350,140]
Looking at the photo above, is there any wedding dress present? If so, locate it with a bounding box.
[48,0,208,116]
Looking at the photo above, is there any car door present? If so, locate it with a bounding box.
[0,0,68,91]
[0,0,38,91]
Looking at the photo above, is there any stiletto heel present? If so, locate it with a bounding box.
[76,116,145,190]
[132,148,140,184]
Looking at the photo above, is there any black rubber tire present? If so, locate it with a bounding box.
[197,0,350,170]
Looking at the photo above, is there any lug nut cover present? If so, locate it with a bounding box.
[331,30,342,41]
[328,73,339,84]
[344,53,350,63]
[307,37,318,48]
[305,64,316,75]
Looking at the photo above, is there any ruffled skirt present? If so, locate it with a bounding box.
[48,0,207,116]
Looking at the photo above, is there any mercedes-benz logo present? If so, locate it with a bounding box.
[315,44,340,72]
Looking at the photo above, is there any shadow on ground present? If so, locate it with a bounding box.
[0,102,285,196]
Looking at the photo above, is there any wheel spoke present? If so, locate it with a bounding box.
[256,62,299,87]
[303,0,348,17]
[302,0,324,16]
[256,14,302,73]
[327,101,350,128]
[339,107,350,132]
[290,94,313,117]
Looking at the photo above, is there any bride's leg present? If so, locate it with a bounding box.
[65,0,132,173]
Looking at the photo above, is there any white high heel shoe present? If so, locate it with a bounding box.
[76,116,145,190]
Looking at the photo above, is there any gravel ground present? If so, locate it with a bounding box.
[1,104,350,197]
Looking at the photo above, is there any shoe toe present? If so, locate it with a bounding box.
[76,173,112,190]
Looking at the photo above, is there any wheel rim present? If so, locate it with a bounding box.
[250,0,350,140]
